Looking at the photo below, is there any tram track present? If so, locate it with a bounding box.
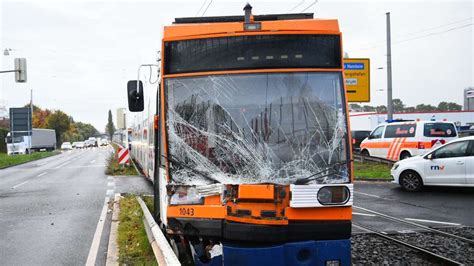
[353,205,474,244]
[353,222,463,265]
[352,205,474,265]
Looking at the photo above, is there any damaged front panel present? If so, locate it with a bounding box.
[166,72,349,185]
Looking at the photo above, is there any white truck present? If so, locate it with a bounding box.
[6,128,56,155]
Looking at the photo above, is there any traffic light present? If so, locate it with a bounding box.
[14,58,27,83]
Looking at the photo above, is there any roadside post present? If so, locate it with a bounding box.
[117,144,130,166]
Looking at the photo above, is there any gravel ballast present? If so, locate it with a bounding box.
[352,227,474,265]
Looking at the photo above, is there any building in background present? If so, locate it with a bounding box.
[116,108,126,130]
[464,87,474,110]
[350,110,474,131]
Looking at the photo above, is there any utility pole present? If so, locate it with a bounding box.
[386,12,393,120]
[29,89,33,154]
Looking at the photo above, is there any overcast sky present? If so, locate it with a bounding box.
[1,0,472,131]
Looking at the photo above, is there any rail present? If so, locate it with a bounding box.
[353,153,395,166]
[136,196,181,266]
[354,206,474,245]
[353,222,462,266]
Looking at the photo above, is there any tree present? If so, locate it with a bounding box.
[106,110,116,139]
[376,105,387,113]
[415,104,437,112]
[362,105,376,112]
[46,110,70,144]
[349,104,362,112]
[392,99,405,113]
[438,101,462,111]
[76,122,99,140]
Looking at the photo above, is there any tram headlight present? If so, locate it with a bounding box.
[317,186,350,205]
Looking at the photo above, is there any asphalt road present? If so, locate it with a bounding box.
[0,148,113,265]
[353,181,474,233]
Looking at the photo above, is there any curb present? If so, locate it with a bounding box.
[0,151,60,169]
[137,196,181,266]
[106,193,121,266]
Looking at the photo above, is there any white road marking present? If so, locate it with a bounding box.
[86,197,110,266]
[90,160,96,163]
[37,172,47,177]
[106,189,114,195]
[55,160,73,169]
[107,181,114,187]
[12,181,29,189]
[354,191,382,199]
[107,176,113,181]
[404,218,461,226]
[352,212,376,217]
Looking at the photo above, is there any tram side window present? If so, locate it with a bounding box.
[369,126,384,139]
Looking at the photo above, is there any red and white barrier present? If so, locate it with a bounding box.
[117,145,130,165]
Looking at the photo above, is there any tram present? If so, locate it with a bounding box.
[127,4,353,265]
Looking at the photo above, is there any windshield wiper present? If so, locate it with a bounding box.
[162,155,221,184]
[294,160,352,185]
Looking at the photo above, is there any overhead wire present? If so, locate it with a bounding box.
[195,0,208,16]
[300,0,318,12]
[288,0,305,12]
[351,17,473,52]
[201,0,213,17]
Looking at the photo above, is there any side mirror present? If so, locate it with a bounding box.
[127,80,144,112]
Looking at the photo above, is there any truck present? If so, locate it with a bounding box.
[6,128,56,155]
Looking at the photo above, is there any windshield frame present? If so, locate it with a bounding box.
[162,70,351,185]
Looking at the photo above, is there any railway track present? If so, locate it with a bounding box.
[354,206,474,245]
[353,222,463,265]
[353,205,474,265]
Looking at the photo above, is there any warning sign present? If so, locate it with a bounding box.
[344,58,370,102]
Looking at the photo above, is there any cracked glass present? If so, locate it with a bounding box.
[165,72,349,185]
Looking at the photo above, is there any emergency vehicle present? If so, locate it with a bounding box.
[360,121,458,161]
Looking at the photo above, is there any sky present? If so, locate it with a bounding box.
[1,0,473,131]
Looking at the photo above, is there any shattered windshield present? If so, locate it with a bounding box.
[166,72,349,185]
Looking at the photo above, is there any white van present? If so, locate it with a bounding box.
[360,121,458,161]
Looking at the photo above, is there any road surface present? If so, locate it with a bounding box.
[0,148,152,265]
[353,181,474,233]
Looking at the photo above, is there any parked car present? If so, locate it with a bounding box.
[360,121,458,161]
[61,142,73,150]
[351,130,371,152]
[391,136,474,191]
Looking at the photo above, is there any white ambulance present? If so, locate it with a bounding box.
[360,121,458,161]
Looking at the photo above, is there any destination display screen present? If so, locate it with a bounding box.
[164,34,341,74]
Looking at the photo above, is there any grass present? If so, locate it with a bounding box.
[0,151,59,169]
[118,195,157,265]
[105,143,139,176]
[353,161,393,180]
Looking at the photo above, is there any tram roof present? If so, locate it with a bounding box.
[163,14,340,40]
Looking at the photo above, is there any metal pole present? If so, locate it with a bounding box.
[30,89,33,154]
[386,12,393,121]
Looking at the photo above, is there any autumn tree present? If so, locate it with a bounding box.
[46,110,70,144]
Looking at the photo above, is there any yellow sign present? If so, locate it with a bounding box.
[344,58,370,102]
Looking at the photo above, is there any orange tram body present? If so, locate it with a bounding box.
[127,5,353,266]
